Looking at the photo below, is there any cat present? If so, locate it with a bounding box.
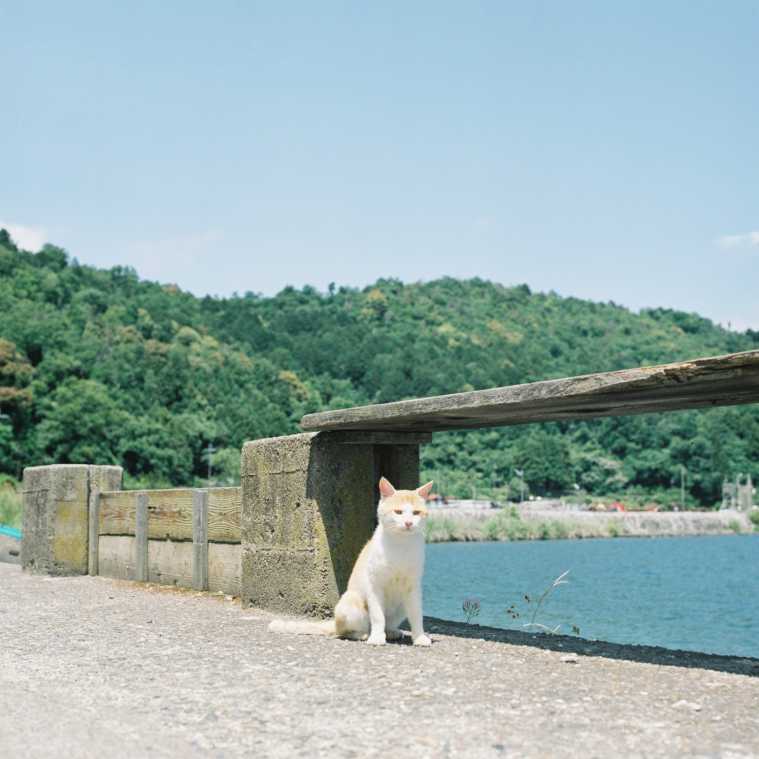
[269,476,434,646]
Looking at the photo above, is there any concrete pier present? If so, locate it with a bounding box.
[21,464,123,575]
[240,431,426,616]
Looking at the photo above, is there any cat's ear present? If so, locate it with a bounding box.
[416,481,434,500]
[379,477,396,499]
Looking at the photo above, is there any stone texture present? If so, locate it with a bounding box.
[22,464,123,575]
[2,563,758,759]
[241,431,420,616]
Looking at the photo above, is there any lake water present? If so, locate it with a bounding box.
[424,535,759,659]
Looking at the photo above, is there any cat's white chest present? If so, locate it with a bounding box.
[383,571,414,602]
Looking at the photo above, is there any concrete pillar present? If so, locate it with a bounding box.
[240,431,429,616]
[21,464,123,575]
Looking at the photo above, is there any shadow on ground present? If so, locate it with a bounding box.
[417,616,759,677]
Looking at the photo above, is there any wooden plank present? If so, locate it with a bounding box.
[147,539,193,587]
[135,493,148,582]
[326,431,432,445]
[208,543,240,595]
[97,536,134,581]
[300,350,759,433]
[88,492,100,576]
[99,487,241,543]
[192,490,209,591]
[206,487,241,543]
[97,537,240,595]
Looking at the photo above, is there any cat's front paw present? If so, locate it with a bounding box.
[413,634,432,647]
[367,632,387,646]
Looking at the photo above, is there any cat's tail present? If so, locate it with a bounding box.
[268,618,336,636]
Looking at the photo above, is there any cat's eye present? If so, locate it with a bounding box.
[412,510,421,516]
[393,509,403,515]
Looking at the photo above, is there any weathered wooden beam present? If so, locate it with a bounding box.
[192,489,209,591]
[326,431,432,445]
[135,493,149,582]
[300,350,759,433]
[99,487,241,543]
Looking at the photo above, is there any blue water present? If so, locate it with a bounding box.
[424,535,759,658]
[0,524,22,540]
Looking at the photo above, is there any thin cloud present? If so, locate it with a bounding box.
[715,231,759,249]
[0,221,47,252]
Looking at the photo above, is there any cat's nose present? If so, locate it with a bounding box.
[404,521,413,529]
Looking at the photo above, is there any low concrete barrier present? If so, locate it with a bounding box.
[94,486,241,595]
[22,464,241,595]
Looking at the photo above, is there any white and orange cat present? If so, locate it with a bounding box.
[269,477,434,646]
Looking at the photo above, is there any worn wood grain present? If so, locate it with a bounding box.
[99,487,241,543]
[300,350,759,433]
[328,431,432,445]
[207,488,241,543]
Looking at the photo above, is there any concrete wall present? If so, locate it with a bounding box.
[22,464,123,575]
[21,465,241,594]
[21,430,428,611]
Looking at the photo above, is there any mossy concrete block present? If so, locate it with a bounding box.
[241,432,420,616]
[22,464,123,575]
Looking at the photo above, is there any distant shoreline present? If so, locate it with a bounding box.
[425,507,755,542]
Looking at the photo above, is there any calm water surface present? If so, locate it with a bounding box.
[424,535,759,658]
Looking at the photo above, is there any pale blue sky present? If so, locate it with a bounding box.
[2,2,758,328]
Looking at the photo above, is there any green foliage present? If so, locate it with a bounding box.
[0,476,22,528]
[749,510,759,530]
[1,231,758,500]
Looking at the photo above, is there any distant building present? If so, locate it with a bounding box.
[722,475,755,511]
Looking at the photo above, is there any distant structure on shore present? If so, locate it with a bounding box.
[428,497,496,510]
[721,475,755,511]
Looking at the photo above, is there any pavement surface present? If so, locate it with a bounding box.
[0,533,21,564]
[1,562,758,758]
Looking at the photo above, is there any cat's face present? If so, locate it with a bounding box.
[377,478,433,536]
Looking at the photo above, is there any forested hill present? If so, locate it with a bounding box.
[1,229,757,505]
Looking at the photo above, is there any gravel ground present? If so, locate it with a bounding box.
[0,534,21,564]
[1,563,758,758]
